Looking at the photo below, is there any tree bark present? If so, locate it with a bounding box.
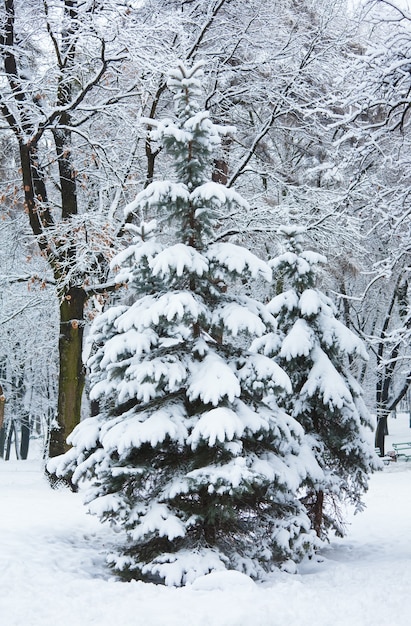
[0,385,5,431]
[20,418,30,460]
[313,489,324,538]
[375,406,388,456]
[49,287,87,457]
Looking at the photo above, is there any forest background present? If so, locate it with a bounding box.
[1,0,411,463]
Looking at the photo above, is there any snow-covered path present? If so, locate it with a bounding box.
[1,416,411,626]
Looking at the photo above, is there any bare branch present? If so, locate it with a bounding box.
[0,298,43,325]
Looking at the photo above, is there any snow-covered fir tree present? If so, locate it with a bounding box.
[48,63,324,585]
[253,226,380,538]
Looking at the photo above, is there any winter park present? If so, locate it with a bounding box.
[1,1,411,625]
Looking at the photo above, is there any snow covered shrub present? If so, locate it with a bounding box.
[253,226,380,538]
[48,63,323,585]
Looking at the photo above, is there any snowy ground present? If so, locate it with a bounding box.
[1,415,411,626]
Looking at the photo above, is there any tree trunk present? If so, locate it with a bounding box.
[49,287,87,457]
[375,378,411,456]
[374,278,411,457]
[313,490,324,538]
[20,414,30,460]
[0,386,5,457]
[0,385,5,431]
[375,408,389,456]
[3,421,19,460]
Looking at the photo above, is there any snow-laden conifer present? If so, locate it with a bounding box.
[48,64,322,585]
[253,226,380,538]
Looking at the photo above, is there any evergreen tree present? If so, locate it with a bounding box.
[253,226,379,538]
[49,64,323,585]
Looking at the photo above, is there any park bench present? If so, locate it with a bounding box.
[375,447,393,465]
[392,442,411,461]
